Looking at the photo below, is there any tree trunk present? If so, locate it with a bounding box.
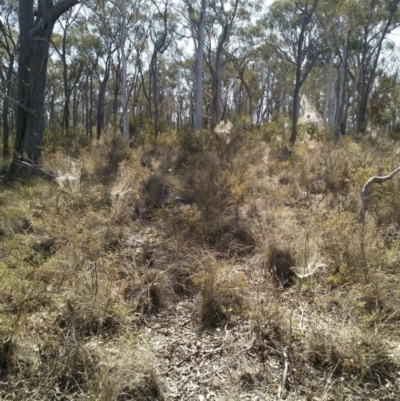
[2,98,10,159]
[63,93,71,133]
[85,74,90,136]
[336,30,350,138]
[14,0,34,161]
[211,54,223,127]
[97,78,108,140]
[89,72,93,136]
[61,29,70,133]
[2,54,14,158]
[350,67,360,134]
[120,0,129,142]
[357,3,399,133]
[289,0,318,145]
[112,64,120,128]
[193,0,206,131]
[11,0,79,168]
[325,59,336,132]
[151,52,160,138]
[96,55,112,139]
[72,86,78,128]
[291,80,301,144]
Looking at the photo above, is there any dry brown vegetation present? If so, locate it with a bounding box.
[1,127,400,400]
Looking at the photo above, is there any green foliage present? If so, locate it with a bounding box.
[44,127,91,156]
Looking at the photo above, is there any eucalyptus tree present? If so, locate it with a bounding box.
[3,0,80,181]
[107,0,145,142]
[183,0,206,131]
[95,37,116,140]
[118,0,146,141]
[368,68,400,129]
[347,0,400,133]
[118,0,129,142]
[227,10,261,122]
[204,0,242,127]
[262,0,322,144]
[52,7,84,134]
[129,24,150,123]
[313,0,347,136]
[87,3,122,139]
[0,1,18,158]
[78,19,100,136]
[148,0,175,138]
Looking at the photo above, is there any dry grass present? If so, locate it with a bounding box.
[1,130,400,398]
[196,256,248,327]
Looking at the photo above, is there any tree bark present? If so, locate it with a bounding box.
[120,0,129,142]
[149,0,169,140]
[193,0,206,131]
[96,58,111,140]
[204,0,239,128]
[2,54,14,158]
[325,59,336,132]
[289,0,318,145]
[357,1,399,133]
[150,52,160,138]
[211,29,227,127]
[12,0,79,166]
[336,30,350,138]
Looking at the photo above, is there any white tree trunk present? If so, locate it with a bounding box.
[350,67,360,135]
[325,59,336,132]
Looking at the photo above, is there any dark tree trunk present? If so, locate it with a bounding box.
[85,74,90,136]
[356,1,399,133]
[2,54,14,158]
[89,71,94,136]
[150,52,160,138]
[72,86,78,128]
[96,53,112,139]
[149,0,169,139]
[209,24,227,128]
[97,78,108,140]
[2,99,10,159]
[291,80,301,143]
[336,30,350,138]
[9,0,79,172]
[210,58,222,127]
[63,94,71,132]
[49,91,55,130]
[112,57,121,128]
[204,0,239,128]
[61,35,70,133]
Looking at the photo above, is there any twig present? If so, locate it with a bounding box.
[234,337,256,357]
[278,346,290,399]
[161,349,200,374]
[161,345,224,375]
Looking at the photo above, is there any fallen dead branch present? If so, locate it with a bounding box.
[359,166,400,224]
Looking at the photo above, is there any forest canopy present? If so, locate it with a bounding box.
[1,0,400,167]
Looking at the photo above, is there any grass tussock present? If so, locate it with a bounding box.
[197,257,248,327]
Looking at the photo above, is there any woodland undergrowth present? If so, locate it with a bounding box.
[1,127,400,399]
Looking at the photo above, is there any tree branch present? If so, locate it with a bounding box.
[359,166,400,223]
[49,0,80,24]
[3,93,37,116]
